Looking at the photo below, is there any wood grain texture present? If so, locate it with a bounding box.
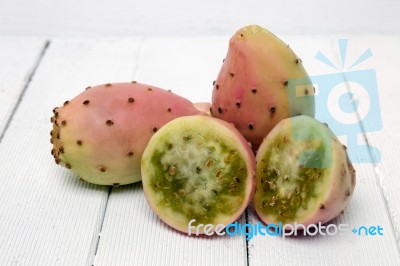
[0,38,142,265]
[0,37,46,138]
[1,35,399,266]
[94,184,247,266]
[340,36,400,248]
[94,36,248,266]
[0,0,399,36]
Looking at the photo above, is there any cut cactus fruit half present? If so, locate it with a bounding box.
[254,115,356,226]
[141,115,256,234]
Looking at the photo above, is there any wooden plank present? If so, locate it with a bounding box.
[94,184,247,266]
[0,37,46,137]
[247,36,400,265]
[341,36,400,248]
[94,37,248,266]
[0,38,142,265]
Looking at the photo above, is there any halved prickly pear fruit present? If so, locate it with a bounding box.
[141,115,255,234]
[50,82,202,186]
[211,24,315,150]
[254,115,356,226]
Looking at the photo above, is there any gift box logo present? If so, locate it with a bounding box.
[288,39,382,164]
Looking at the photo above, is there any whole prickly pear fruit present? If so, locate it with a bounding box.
[211,25,315,150]
[50,82,202,186]
[254,116,356,226]
[141,115,255,234]
[194,102,211,115]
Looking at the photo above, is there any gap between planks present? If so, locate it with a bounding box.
[330,40,400,253]
[0,40,50,144]
[91,36,248,266]
[92,186,112,262]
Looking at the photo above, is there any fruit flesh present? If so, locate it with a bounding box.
[211,25,315,150]
[254,116,355,226]
[141,115,255,233]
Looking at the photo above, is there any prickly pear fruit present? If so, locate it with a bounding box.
[194,102,211,115]
[254,116,356,226]
[211,25,315,150]
[50,82,202,186]
[141,115,255,234]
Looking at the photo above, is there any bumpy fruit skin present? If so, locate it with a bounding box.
[211,25,315,150]
[141,115,255,234]
[254,116,356,227]
[50,82,201,186]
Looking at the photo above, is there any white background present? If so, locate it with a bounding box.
[0,0,399,36]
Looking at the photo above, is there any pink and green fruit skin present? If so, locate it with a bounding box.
[50,82,202,186]
[141,115,256,234]
[254,116,356,227]
[211,25,315,150]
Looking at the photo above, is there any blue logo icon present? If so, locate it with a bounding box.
[288,39,382,163]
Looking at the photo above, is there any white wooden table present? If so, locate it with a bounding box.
[0,35,399,266]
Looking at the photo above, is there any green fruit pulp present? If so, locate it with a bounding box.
[255,116,333,223]
[147,128,248,225]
